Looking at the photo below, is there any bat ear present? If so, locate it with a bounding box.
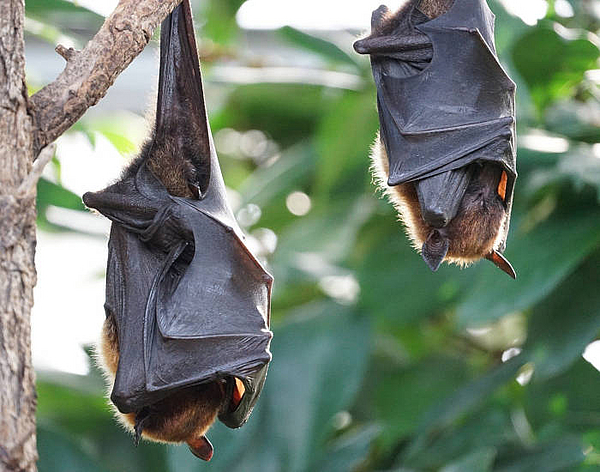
[232,377,246,410]
[421,229,449,272]
[155,0,211,194]
[485,250,516,279]
[188,435,214,461]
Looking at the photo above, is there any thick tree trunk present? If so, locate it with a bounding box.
[0,0,38,470]
[0,1,183,470]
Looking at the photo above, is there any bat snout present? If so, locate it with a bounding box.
[414,168,472,229]
[420,207,451,228]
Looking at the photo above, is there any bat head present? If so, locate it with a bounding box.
[371,138,516,278]
[99,305,260,461]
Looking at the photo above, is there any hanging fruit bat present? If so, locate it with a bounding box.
[354,0,517,278]
[82,0,272,461]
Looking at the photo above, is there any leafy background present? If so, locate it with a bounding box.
[24,0,600,470]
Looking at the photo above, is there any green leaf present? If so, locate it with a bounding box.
[25,0,103,18]
[494,437,585,472]
[523,250,600,380]
[167,302,372,472]
[273,196,375,276]
[37,178,86,213]
[315,426,380,472]
[221,84,335,146]
[239,142,315,207]
[278,26,360,68]
[405,408,515,470]
[525,359,600,433]
[357,220,474,326]
[374,356,470,450]
[439,448,496,472]
[457,208,600,327]
[38,423,110,472]
[401,357,525,463]
[314,91,379,198]
[511,25,599,113]
[195,0,245,44]
[527,150,600,203]
[24,16,82,48]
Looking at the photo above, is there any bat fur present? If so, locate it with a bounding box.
[360,0,515,275]
[370,137,507,268]
[99,312,224,459]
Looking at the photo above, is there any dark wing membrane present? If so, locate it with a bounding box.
[156,0,211,193]
[146,199,272,394]
[377,27,515,186]
[354,0,517,250]
[84,165,272,415]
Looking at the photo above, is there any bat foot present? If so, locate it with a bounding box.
[188,436,213,461]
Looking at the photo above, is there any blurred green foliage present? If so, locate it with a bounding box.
[28,0,600,470]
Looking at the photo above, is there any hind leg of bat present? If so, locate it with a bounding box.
[118,382,225,461]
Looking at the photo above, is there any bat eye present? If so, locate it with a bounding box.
[497,170,508,202]
[231,377,246,410]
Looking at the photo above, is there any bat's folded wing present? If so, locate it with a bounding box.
[144,199,273,422]
[375,25,516,185]
[84,165,272,427]
[356,0,517,210]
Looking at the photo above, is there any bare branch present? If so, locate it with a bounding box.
[55,44,77,61]
[17,144,56,198]
[29,0,183,156]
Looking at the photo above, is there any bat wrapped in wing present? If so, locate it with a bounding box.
[83,0,272,461]
[354,0,517,277]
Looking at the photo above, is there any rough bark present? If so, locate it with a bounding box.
[0,0,38,470]
[1,0,185,470]
[29,0,182,155]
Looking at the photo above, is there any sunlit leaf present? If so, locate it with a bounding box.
[457,208,600,327]
[278,26,360,68]
[511,24,599,113]
[523,251,600,380]
[37,178,86,213]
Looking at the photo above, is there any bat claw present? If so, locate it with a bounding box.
[134,408,150,446]
[485,250,516,279]
[188,435,214,461]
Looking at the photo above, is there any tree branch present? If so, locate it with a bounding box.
[29,0,183,156]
